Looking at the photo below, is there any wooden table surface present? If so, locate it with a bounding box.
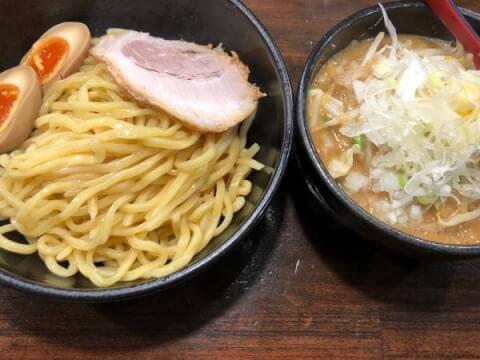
[3,0,480,359]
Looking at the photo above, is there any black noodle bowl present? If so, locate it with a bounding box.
[0,0,293,301]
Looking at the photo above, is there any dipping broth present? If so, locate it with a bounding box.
[308,33,480,245]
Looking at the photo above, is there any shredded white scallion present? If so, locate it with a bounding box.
[361,31,385,66]
[379,3,398,58]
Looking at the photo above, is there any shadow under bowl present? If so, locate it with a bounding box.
[296,0,480,259]
[0,0,293,301]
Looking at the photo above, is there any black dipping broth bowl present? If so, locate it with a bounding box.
[0,0,293,301]
[296,0,480,258]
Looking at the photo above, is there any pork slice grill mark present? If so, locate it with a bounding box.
[121,40,224,81]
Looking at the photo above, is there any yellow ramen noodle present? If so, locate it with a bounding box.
[0,56,263,287]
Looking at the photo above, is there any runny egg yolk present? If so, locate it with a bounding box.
[26,36,69,83]
[0,84,19,127]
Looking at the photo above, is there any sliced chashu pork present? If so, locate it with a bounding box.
[91,30,265,132]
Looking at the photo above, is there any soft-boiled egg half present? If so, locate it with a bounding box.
[22,22,91,91]
[0,66,41,152]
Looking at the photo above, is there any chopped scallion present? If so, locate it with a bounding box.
[398,172,408,188]
[416,196,437,206]
[352,135,366,151]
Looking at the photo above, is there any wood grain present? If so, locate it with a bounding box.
[2,0,480,359]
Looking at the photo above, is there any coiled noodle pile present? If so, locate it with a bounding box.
[0,56,263,287]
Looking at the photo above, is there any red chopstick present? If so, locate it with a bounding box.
[424,0,480,69]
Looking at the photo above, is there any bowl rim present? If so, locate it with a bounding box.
[0,0,294,301]
[296,0,480,256]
